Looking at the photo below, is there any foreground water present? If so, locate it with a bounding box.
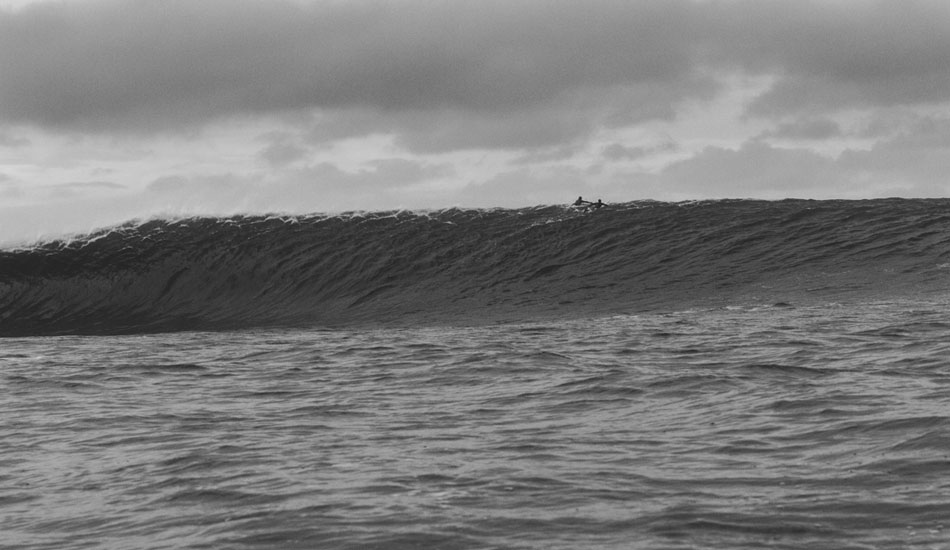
[4,299,950,549]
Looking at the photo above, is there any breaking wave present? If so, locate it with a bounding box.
[3,198,950,336]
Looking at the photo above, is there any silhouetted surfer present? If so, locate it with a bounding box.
[572,197,606,211]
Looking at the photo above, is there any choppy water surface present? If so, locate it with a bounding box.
[4,299,950,549]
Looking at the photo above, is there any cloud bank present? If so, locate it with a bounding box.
[2,0,948,130]
[2,0,950,242]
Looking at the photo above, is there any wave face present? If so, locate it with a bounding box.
[3,198,950,336]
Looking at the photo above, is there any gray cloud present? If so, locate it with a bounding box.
[838,116,950,190]
[712,1,950,116]
[457,166,592,208]
[44,180,126,199]
[602,141,677,162]
[257,132,309,167]
[759,117,842,141]
[603,144,653,162]
[1,0,949,153]
[142,158,455,213]
[0,130,29,147]
[301,87,696,155]
[0,0,707,134]
[280,159,455,199]
[48,180,125,190]
[144,173,264,214]
[0,186,22,201]
[0,175,23,200]
[658,118,950,200]
[661,142,840,198]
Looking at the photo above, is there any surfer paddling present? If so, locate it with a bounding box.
[572,196,606,211]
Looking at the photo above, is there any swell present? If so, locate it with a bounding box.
[2,198,950,336]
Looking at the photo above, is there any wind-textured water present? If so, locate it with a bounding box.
[3,198,950,549]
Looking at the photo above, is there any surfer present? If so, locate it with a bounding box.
[571,196,606,211]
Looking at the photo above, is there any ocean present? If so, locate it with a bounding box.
[3,198,950,549]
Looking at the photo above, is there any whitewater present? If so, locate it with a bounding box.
[3,198,950,549]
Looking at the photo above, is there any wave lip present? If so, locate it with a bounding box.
[2,199,949,336]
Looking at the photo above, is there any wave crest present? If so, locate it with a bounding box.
[3,199,950,336]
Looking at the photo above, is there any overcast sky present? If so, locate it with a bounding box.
[2,0,950,242]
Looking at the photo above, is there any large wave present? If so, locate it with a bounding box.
[3,198,950,336]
